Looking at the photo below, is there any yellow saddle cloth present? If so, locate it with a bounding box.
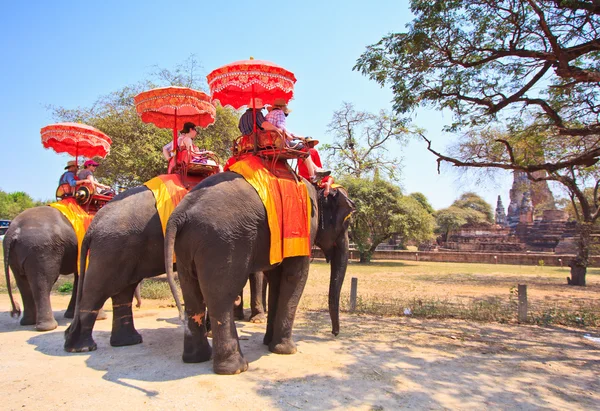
[144,174,189,236]
[48,198,94,273]
[229,155,311,265]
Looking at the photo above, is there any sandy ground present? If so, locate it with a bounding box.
[0,294,599,411]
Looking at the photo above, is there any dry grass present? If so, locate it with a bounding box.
[300,260,600,328]
[1,246,599,328]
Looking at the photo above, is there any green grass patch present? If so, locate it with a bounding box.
[139,278,180,300]
[57,282,73,293]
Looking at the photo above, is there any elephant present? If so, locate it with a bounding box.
[3,206,80,331]
[64,185,168,351]
[164,171,354,375]
[63,185,275,352]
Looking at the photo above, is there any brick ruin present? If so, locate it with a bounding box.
[437,171,581,254]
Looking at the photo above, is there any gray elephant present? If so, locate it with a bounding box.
[64,186,166,351]
[164,171,354,375]
[63,184,272,352]
[3,206,79,331]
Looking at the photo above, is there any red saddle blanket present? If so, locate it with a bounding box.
[228,155,311,265]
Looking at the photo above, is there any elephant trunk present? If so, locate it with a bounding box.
[328,231,349,336]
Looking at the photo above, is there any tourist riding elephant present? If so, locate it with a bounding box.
[164,172,354,375]
[3,206,80,331]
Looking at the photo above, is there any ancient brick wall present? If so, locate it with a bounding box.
[312,249,600,267]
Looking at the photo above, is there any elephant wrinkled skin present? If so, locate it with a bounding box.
[3,206,79,331]
[164,171,354,375]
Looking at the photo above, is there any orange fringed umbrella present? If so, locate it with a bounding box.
[134,86,216,155]
[41,122,112,159]
[206,58,296,109]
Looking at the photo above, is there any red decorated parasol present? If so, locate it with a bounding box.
[134,87,216,154]
[41,122,112,160]
[207,58,297,109]
[207,58,296,152]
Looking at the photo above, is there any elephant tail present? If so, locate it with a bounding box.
[164,214,185,324]
[76,230,92,311]
[3,233,21,318]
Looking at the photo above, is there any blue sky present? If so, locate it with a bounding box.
[0,0,514,209]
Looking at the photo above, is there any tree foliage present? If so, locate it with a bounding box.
[410,192,435,214]
[50,58,241,188]
[0,190,48,219]
[355,0,600,285]
[339,176,434,262]
[452,192,494,223]
[322,102,407,182]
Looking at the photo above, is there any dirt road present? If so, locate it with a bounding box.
[0,295,598,410]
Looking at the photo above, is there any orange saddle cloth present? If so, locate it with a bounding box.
[48,198,94,272]
[228,155,311,265]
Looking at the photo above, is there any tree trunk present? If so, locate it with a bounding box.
[359,251,371,263]
[568,222,590,286]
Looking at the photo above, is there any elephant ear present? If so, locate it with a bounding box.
[316,186,355,257]
[331,187,355,233]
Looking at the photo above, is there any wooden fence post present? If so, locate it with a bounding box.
[350,277,358,312]
[518,284,528,323]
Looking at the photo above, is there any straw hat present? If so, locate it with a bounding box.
[64,160,78,169]
[304,137,319,146]
[272,98,292,114]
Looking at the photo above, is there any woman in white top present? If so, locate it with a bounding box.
[162,122,198,160]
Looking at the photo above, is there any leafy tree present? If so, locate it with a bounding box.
[0,190,48,219]
[435,206,489,241]
[51,58,241,188]
[452,192,494,223]
[340,176,434,262]
[409,192,434,214]
[322,102,407,182]
[355,1,600,286]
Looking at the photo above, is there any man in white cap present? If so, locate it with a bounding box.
[238,98,279,135]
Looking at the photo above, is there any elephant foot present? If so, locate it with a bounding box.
[213,353,249,375]
[110,330,143,347]
[182,343,212,364]
[35,318,58,332]
[269,339,297,355]
[249,312,266,323]
[64,336,98,353]
[19,314,36,326]
[64,308,75,319]
[96,308,108,321]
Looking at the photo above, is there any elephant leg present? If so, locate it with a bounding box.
[64,272,78,319]
[64,283,109,352]
[207,307,247,375]
[179,265,212,363]
[263,267,282,346]
[24,262,60,331]
[267,257,309,355]
[198,268,248,374]
[110,283,143,347]
[13,272,36,326]
[249,272,267,323]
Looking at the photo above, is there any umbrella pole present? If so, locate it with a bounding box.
[252,85,258,154]
[173,108,179,169]
[75,142,79,168]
